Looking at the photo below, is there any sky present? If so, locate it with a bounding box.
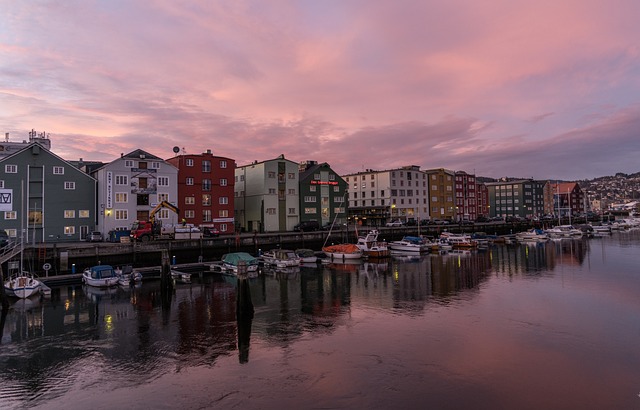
[1,0,640,181]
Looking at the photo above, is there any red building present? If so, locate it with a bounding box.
[454,171,477,221]
[476,183,489,219]
[166,150,236,234]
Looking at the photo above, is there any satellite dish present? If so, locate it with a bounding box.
[172,146,180,154]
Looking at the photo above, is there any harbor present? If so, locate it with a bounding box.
[1,230,639,409]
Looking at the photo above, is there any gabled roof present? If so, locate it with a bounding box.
[122,149,163,160]
[551,182,579,193]
[0,142,96,181]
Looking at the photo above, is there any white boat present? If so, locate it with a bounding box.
[4,271,42,299]
[546,225,583,238]
[589,224,612,236]
[295,248,321,264]
[221,252,260,275]
[261,249,301,268]
[439,232,477,249]
[388,236,430,253]
[115,265,142,286]
[82,265,119,288]
[355,230,390,258]
[322,243,363,260]
[516,228,549,243]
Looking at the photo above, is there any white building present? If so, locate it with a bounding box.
[91,149,179,236]
[235,155,299,233]
[343,165,429,226]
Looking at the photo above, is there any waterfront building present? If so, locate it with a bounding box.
[486,179,546,219]
[0,142,96,243]
[454,171,477,221]
[343,166,428,226]
[91,149,179,236]
[424,168,456,221]
[476,182,489,219]
[166,150,235,234]
[298,161,348,228]
[234,154,299,233]
[551,182,586,217]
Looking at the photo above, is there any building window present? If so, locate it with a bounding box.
[310,186,317,192]
[53,166,64,175]
[186,177,194,185]
[334,186,339,192]
[79,210,90,218]
[64,182,76,190]
[330,174,335,181]
[289,208,296,214]
[305,207,316,214]
[305,196,317,202]
[185,210,195,218]
[0,180,3,188]
[185,196,195,205]
[219,197,228,205]
[202,209,212,222]
[115,175,128,185]
[202,194,211,206]
[186,159,194,167]
[202,160,211,172]
[266,208,276,215]
[151,162,160,169]
[335,196,344,203]
[219,209,229,218]
[268,188,276,195]
[5,165,17,173]
[64,226,75,235]
[4,211,17,220]
[288,173,295,179]
[288,188,295,195]
[220,160,227,168]
[268,171,276,178]
[64,210,75,218]
[115,210,128,220]
[220,178,227,186]
[202,179,212,191]
[157,209,171,219]
[158,176,169,186]
[158,193,169,202]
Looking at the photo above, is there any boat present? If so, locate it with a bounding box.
[355,230,390,258]
[388,236,430,253]
[115,265,142,286]
[515,228,549,243]
[322,243,363,260]
[440,232,477,249]
[431,237,453,252]
[261,249,301,268]
[295,248,321,264]
[589,224,612,236]
[546,225,583,238]
[82,265,119,288]
[221,252,260,275]
[4,271,42,299]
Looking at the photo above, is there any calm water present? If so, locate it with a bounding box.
[1,232,640,410]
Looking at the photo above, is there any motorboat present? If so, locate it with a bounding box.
[388,236,430,253]
[440,232,477,249]
[322,243,363,260]
[355,230,390,258]
[515,228,549,243]
[221,252,260,275]
[171,269,191,283]
[295,248,321,264]
[261,249,301,268]
[82,265,119,288]
[115,265,142,286]
[4,271,42,299]
[546,225,583,238]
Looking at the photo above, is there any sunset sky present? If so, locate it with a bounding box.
[2,1,639,180]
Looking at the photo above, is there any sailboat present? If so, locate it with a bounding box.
[321,197,363,260]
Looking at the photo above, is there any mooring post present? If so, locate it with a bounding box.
[160,249,173,315]
[236,261,254,364]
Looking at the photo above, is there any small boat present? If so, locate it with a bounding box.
[221,252,260,275]
[440,232,477,249]
[4,271,42,299]
[355,230,390,258]
[115,265,141,286]
[322,243,363,260]
[515,228,549,243]
[261,249,301,268]
[82,265,119,288]
[546,225,583,238]
[388,236,430,253]
[295,248,321,263]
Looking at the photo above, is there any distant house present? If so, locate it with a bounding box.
[298,161,347,227]
[0,142,96,243]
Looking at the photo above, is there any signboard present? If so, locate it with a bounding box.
[106,171,113,208]
[310,180,338,185]
[0,188,12,211]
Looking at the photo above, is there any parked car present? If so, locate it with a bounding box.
[405,219,418,226]
[202,226,220,237]
[385,220,403,227]
[460,219,474,225]
[294,220,320,232]
[88,231,103,242]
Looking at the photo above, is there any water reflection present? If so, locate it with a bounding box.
[0,232,638,408]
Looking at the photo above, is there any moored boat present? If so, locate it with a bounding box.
[82,265,119,288]
[322,243,363,260]
[388,236,430,253]
[439,232,477,249]
[221,252,260,275]
[261,249,301,268]
[515,228,549,243]
[4,271,42,299]
[355,230,390,258]
[295,248,321,264]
